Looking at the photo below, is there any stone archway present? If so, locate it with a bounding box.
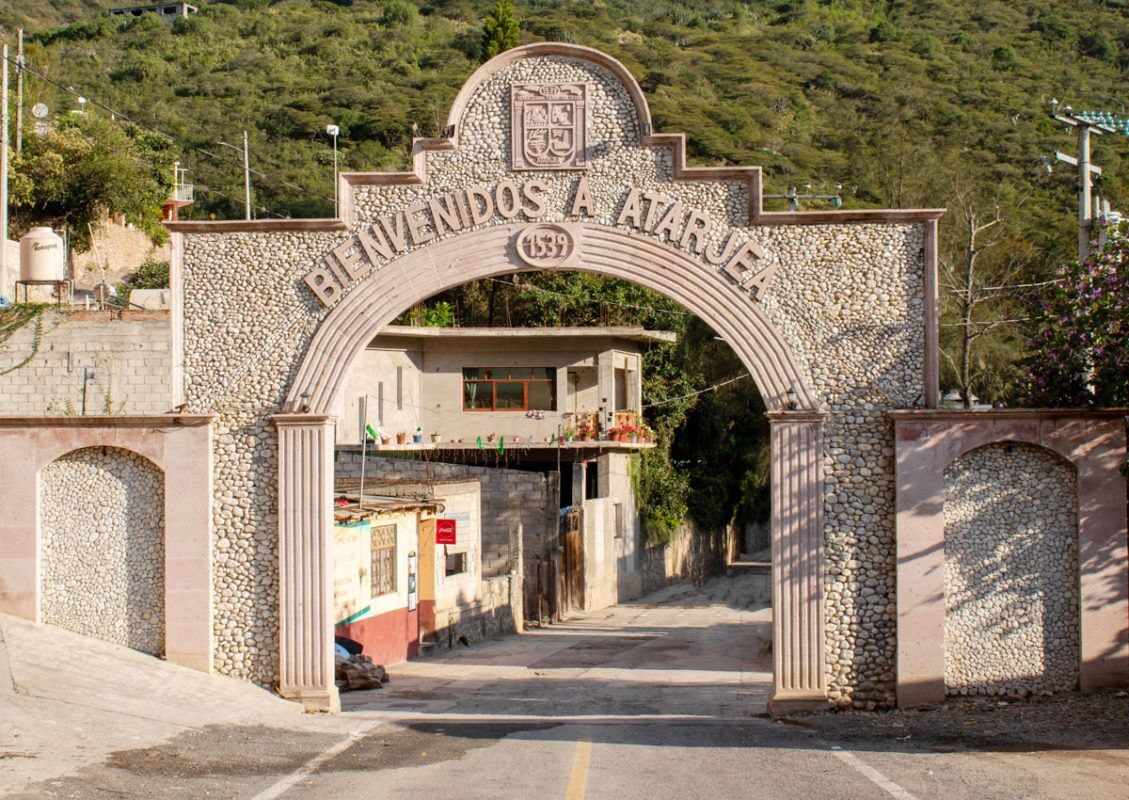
[169,41,945,714]
[275,221,829,713]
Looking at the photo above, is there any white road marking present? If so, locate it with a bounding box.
[829,746,920,800]
[250,728,368,800]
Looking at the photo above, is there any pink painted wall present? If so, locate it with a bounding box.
[0,415,215,672]
[891,410,1129,707]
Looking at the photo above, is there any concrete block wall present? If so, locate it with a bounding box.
[0,310,171,415]
[334,450,555,577]
[432,574,522,649]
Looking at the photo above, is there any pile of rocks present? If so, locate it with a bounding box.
[335,654,389,692]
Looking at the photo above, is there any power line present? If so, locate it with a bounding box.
[0,46,336,206]
[643,373,750,408]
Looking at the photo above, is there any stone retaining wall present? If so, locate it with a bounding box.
[40,446,165,655]
[943,443,1080,696]
[640,522,740,595]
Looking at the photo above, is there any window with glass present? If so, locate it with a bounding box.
[371,524,397,596]
[462,367,556,411]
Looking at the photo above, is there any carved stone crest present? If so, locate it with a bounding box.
[511,83,588,170]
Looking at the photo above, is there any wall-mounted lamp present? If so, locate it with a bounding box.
[786,387,797,411]
[298,392,311,413]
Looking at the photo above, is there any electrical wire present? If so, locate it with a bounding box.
[643,373,750,408]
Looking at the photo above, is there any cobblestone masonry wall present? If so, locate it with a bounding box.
[40,446,165,655]
[334,450,551,577]
[0,311,170,415]
[182,55,924,702]
[943,443,1080,696]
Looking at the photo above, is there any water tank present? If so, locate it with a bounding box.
[19,227,65,282]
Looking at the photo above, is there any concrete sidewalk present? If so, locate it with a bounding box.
[0,613,358,796]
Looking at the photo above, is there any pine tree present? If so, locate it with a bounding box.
[481,0,520,62]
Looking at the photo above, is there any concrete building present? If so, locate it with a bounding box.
[107,3,197,22]
[333,325,670,446]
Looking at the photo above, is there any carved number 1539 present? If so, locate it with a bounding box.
[523,232,570,259]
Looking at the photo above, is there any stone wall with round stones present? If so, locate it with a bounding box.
[179,54,925,702]
[40,446,166,655]
[943,443,1080,696]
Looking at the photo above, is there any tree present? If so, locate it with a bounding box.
[9,115,174,253]
[481,0,519,63]
[1023,234,1129,408]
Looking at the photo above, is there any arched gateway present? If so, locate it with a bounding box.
[168,43,947,713]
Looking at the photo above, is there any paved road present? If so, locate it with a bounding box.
[7,568,1128,799]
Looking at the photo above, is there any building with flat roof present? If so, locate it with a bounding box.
[334,325,674,448]
[107,3,197,22]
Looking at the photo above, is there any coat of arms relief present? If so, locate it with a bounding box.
[510,83,589,170]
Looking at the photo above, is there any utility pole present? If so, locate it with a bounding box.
[15,29,22,154]
[326,124,339,217]
[1049,102,1115,263]
[216,133,253,220]
[2,43,10,304]
[242,129,252,221]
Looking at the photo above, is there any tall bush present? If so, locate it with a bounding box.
[1023,234,1128,407]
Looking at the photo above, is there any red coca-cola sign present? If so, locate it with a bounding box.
[436,518,457,545]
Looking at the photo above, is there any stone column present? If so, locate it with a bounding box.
[273,413,340,712]
[766,411,829,715]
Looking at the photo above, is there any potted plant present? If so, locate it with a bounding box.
[430,432,442,443]
[412,426,424,444]
[380,434,391,445]
[395,431,407,445]
[564,427,576,443]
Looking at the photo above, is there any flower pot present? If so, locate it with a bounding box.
[395,434,407,445]
[630,436,638,444]
[430,434,442,443]
[380,437,391,446]
[413,433,424,444]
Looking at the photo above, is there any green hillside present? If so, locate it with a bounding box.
[6,0,1129,397]
[4,0,1126,532]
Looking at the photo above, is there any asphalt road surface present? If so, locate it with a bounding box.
[10,570,1128,800]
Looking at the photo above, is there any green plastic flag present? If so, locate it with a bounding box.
[498,436,505,454]
[476,435,483,450]
[365,424,379,441]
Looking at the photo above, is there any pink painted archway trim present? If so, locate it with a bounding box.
[0,415,215,673]
[890,409,1129,707]
[285,222,814,414]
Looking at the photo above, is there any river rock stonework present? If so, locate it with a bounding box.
[943,443,1080,696]
[40,446,166,655]
[179,51,925,704]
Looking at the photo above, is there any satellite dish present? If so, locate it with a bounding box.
[31,102,49,119]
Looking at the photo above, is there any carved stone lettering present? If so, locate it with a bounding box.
[511,83,588,170]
